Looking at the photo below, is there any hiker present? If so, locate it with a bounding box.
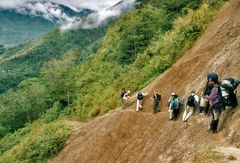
[123,90,132,101]
[168,93,183,120]
[173,95,184,120]
[182,91,199,122]
[204,73,224,134]
[120,88,126,104]
[136,92,148,112]
[121,90,132,109]
[151,92,161,114]
[168,93,175,120]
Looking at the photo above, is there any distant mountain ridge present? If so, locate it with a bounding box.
[0,0,134,47]
[0,2,94,47]
[0,9,55,47]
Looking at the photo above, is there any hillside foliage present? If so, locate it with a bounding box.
[0,24,109,94]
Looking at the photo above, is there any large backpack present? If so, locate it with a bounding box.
[137,92,144,100]
[187,95,195,107]
[221,78,239,91]
[220,78,240,107]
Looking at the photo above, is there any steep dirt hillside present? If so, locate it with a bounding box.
[53,0,240,162]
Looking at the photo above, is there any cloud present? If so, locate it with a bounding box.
[0,0,135,31]
[0,1,75,23]
[60,0,136,31]
[0,0,123,11]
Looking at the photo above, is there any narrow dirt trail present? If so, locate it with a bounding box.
[52,0,240,162]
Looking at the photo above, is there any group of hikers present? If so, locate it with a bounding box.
[121,73,240,134]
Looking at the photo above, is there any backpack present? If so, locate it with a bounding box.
[220,78,240,107]
[178,100,184,109]
[174,98,179,109]
[221,78,239,91]
[121,91,126,98]
[187,95,195,107]
[137,92,144,100]
[154,94,161,102]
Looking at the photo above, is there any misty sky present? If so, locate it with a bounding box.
[0,0,121,11]
[0,0,135,31]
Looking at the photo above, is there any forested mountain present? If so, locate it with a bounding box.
[0,2,93,47]
[0,9,55,47]
[0,0,230,162]
[0,24,110,94]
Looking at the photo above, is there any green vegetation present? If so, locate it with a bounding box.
[72,0,226,119]
[0,0,228,162]
[0,78,50,132]
[0,54,78,134]
[0,23,109,94]
[0,120,79,162]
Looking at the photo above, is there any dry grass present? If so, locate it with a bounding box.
[227,155,237,161]
[224,105,240,147]
[194,145,226,163]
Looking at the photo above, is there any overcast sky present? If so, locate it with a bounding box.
[0,0,121,11]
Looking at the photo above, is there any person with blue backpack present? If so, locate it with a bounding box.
[136,92,148,112]
[182,90,199,122]
[168,93,184,120]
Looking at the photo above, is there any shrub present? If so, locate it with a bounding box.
[0,121,76,162]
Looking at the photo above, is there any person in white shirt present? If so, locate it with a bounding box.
[136,92,148,112]
[121,90,132,109]
[123,90,131,101]
[182,91,199,122]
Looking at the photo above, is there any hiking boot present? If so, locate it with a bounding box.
[208,129,217,134]
[207,129,213,133]
[212,130,218,134]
